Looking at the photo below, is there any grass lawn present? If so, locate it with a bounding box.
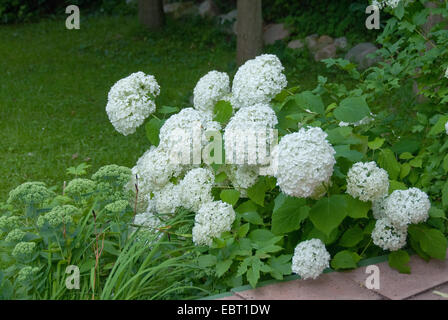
[0,13,351,201]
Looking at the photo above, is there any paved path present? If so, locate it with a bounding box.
[216,250,448,300]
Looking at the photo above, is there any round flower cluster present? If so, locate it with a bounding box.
[37,205,79,228]
[231,54,287,109]
[372,195,387,220]
[445,67,448,79]
[12,241,36,259]
[193,70,230,115]
[346,162,389,202]
[383,188,431,228]
[132,210,165,243]
[105,200,129,214]
[225,165,259,197]
[275,127,336,198]
[371,218,407,251]
[153,182,182,214]
[224,103,278,165]
[8,182,53,206]
[65,178,96,198]
[106,71,160,135]
[5,228,26,243]
[17,266,39,283]
[371,0,402,9]
[192,200,236,246]
[0,216,21,231]
[291,239,330,280]
[92,164,132,187]
[179,168,214,212]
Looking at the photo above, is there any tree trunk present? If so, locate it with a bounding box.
[138,0,165,30]
[236,0,263,66]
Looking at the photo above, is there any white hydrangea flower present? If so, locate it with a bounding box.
[106,72,160,135]
[224,103,278,165]
[152,183,181,214]
[445,120,448,135]
[346,161,389,202]
[384,188,431,228]
[371,0,401,9]
[179,168,215,212]
[372,195,387,220]
[371,218,407,251]
[275,127,336,198]
[226,165,259,198]
[159,108,221,164]
[444,67,448,79]
[132,146,185,195]
[291,239,330,280]
[232,54,287,109]
[193,71,230,115]
[132,210,164,242]
[192,200,236,246]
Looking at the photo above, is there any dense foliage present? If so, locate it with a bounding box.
[1,0,448,300]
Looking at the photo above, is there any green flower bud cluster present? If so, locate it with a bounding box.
[92,165,132,188]
[12,241,36,259]
[0,215,21,232]
[17,266,39,283]
[65,178,96,198]
[7,182,54,206]
[37,205,79,228]
[5,228,26,243]
[105,200,129,214]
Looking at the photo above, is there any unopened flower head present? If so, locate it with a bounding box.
[5,228,26,243]
[8,182,53,206]
[193,71,230,115]
[232,54,287,109]
[92,164,132,187]
[371,218,407,251]
[106,71,160,135]
[275,127,336,198]
[224,103,278,165]
[292,239,330,280]
[105,200,129,214]
[12,241,36,259]
[346,161,389,202]
[180,168,214,213]
[65,178,96,198]
[192,200,235,246]
[0,216,21,231]
[153,182,182,214]
[384,188,431,228]
[37,205,79,228]
[17,266,39,283]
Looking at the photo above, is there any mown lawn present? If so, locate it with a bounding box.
[0,13,351,201]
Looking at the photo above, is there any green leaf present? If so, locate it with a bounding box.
[389,180,407,193]
[443,181,448,208]
[145,118,163,146]
[216,259,233,277]
[333,97,370,123]
[378,149,401,180]
[339,226,364,247]
[345,196,370,219]
[248,229,275,243]
[388,250,411,274]
[215,171,228,183]
[220,189,240,206]
[271,193,309,235]
[237,223,250,238]
[368,137,385,150]
[408,225,447,260]
[213,100,233,123]
[236,200,258,214]
[268,254,292,280]
[247,266,260,288]
[247,178,267,206]
[400,163,411,179]
[428,115,448,136]
[158,105,179,114]
[241,211,264,225]
[198,255,217,268]
[429,207,446,220]
[309,195,348,236]
[334,145,364,162]
[294,91,325,114]
[331,250,361,270]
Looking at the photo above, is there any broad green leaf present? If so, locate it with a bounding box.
[216,259,233,277]
[309,195,348,236]
[389,180,407,193]
[388,250,411,274]
[241,211,264,225]
[339,226,364,247]
[198,255,217,268]
[368,137,385,150]
[442,181,448,208]
[345,196,370,219]
[429,207,446,220]
[236,200,258,214]
[428,115,448,136]
[247,266,260,288]
[306,227,340,245]
[247,178,267,206]
[145,118,163,146]
[213,100,233,123]
[268,254,292,280]
[378,149,401,180]
[400,163,411,179]
[237,223,250,238]
[271,193,309,235]
[333,97,370,123]
[331,250,360,270]
[408,225,447,260]
[248,229,276,243]
[220,189,240,206]
[334,145,364,162]
[399,152,414,160]
[294,91,325,114]
[215,171,228,183]
[158,105,179,114]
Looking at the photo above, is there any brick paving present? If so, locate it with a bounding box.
[216,251,448,300]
